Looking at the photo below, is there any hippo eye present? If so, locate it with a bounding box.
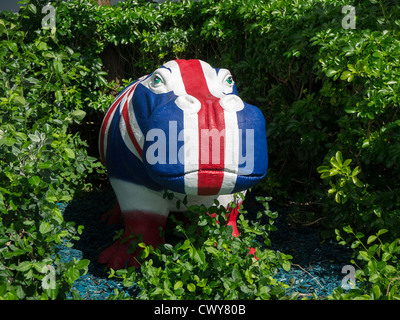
[153,75,163,85]
[224,75,234,87]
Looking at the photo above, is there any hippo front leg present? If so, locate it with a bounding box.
[98,210,167,269]
[98,180,169,270]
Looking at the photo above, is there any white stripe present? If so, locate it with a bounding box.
[219,110,239,193]
[127,86,145,150]
[164,60,201,195]
[100,106,118,162]
[119,84,142,160]
[182,112,199,195]
[100,88,131,162]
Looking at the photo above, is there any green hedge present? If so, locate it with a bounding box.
[0,2,106,298]
[1,0,400,299]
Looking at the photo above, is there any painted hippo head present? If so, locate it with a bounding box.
[115,59,268,196]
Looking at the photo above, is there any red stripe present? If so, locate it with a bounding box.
[176,60,225,195]
[99,86,131,164]
[122,83,143,158]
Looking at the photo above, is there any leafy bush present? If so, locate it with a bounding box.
[2,0,400,300]
[0,2,104,299]
[312,21,400,237]
[109,195,294,300]
[330,226,400,300]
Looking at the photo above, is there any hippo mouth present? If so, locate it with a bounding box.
[157,169,265,178]
[147,168,266,196]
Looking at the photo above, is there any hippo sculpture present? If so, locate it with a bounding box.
[98,59,268,270]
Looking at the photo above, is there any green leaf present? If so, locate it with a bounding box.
[28,176,41,186]
[13,96,25,106]
[28,133,41,143]
[46,194,57,203]
[326,69,338,77]
[382,252,392,262]
[7,41,17,54]
[67,267,81,282]
[39,221,52,234]
[369,273,380,283]
[187,283,196,292]
[181,271,189,283]
[335,151,343,166]
[358,251,370,261]
[193,248,206,265]
[335,192,342,203]
[371,285,381,299]
[352,176,364,187]
[318,169,331,179]
[27,4,37,14]
[64,148,75,159]
[71,109,86,122]
[38,161,52,169]
[75,259,90,269]
[340,70,354,82]
[174,281,183,290]
[259,286,271,300]
[16,261,32,272]
[343,225,353,234]
[351,240,361,249]
[152,287,163,296]
[245,269,254,284]
[355,232,364,239]
[140,245,150,259]
[53,60,63,73]
[377,229,388,236]
[205,246,219,255]
[98,75,108,86]
[344,105,357,113]
[232,268,241,282]
[316,166,330,173]
[179,239,192,251]
[282,260,291,272]
[77,225,84,235]
[55,90,63,101]
[35,41,48,51]
[340,70,352,80]
[330,157,340,169]
[351,166,361,177]
[343,159,352,167]
[362,140,370,148]
[367,235,377,244]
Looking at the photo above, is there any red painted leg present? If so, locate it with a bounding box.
[101,200,121,225]
[98,211,167,270]
[226,205,258,259]
[226,206,240,237]
[248,247,259,260]
[206,206,240,237]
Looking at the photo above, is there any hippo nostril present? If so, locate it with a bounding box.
[219,95,244,112]
[175,95,201,114]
